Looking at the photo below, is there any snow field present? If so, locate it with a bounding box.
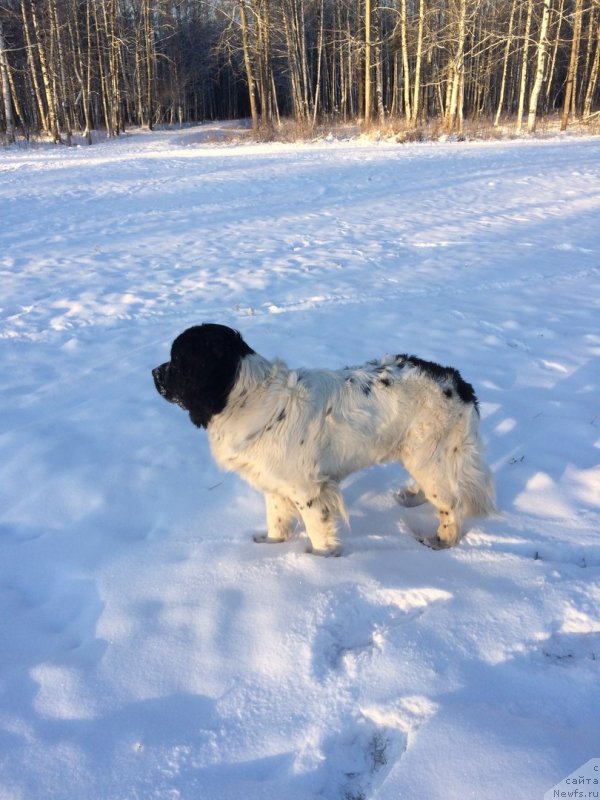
[0,127,599,799]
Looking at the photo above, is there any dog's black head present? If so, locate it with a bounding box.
[152,324,255,428]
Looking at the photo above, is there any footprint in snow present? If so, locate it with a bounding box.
[538,631,600,667]
[315,698,437,800]
[1,574,105,661]
[312,585,451,680]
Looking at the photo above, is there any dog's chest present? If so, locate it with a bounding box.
[209,426,293,495]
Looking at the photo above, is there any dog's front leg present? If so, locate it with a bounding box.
[253,493,296,544]
[297,494,342,557]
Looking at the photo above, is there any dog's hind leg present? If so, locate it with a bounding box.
[403,467,463,549]
[254,493,296,544]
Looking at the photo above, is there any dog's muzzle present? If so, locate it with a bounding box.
[152,363,169,398]
[153,362,187,409]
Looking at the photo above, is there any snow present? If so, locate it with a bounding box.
[1,125,599,800]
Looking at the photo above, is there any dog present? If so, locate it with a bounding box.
[153,323,495,555]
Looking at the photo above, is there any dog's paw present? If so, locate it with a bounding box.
[418,535,451,551]
[253,533,286,545]
[306,543,343,557]
[396,487,427,508]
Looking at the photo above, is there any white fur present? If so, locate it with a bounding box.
[207,351,495,555]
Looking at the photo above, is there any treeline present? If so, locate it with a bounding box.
[0,0,599,144]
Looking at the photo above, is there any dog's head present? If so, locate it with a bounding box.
[152,324,255,428]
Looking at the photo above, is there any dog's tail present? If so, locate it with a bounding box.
[449,404,496,519]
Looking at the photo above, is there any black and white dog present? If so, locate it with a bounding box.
[153,324,495,555]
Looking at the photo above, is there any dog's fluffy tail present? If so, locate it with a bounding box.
[449,405,496,519]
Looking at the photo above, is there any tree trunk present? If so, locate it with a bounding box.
[516,0,533,132]
[0,19,16,142]
[374,0,385,126]
[30,0,60,142]
[400,0,411,121]
[312,0,325,126]
[561,0,583,129]
[545,0,564,106]
[411,0,425,126]
[281,1,304,122]
[50,0,72,144]
[583,15,600,119]
[364,0,372,125]
[144,0,155,129]
[445,0,466,132]
[527,0,551,132]
[21,0,47,132]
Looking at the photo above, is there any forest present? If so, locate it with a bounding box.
[0,0,599,144]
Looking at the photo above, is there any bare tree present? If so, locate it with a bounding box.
[561,0,584,129]
[364,0,372,124]
[527,0,552,132]
[2,0,599,143]
[516,0,533,132]
[0,17,15,142]
[240,0,259,131]
[411,0,425,126]
[494,0,517,126]
[445,0,468,132]
[583,7,600,119]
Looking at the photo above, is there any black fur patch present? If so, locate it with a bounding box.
[152,323,255,428]
[399,354,478,406]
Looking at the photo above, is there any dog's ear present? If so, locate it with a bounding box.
[173,325,254,428]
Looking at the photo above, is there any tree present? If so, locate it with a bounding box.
[445,0,468,132]
[0,17,15,142]
[494,0,517,127]
[583,9,600,119]
[1,0,599,143]
[527,0,552,132]
[364,0,372,124]
[240,0,259,131]
[516,0,533,132]
[561,0,584,129]
[411,0,425,126]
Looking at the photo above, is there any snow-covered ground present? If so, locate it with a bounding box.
[1,125,599,800]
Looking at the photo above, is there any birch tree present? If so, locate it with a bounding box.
[516,0,533,132]
[1,0,599,143]
[561,0,584,130]
[0,18,15,142]
[583,10,600,119]
[445,0,467,132]
[240,0,259,131]
[494,0,517,126]
[527,0,551,132]
[364,0,372,124]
